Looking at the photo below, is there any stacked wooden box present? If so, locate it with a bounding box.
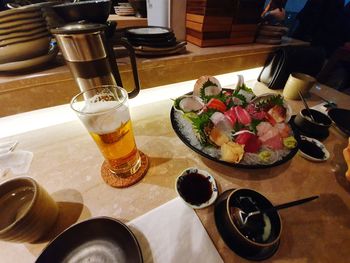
[186,0,265,47]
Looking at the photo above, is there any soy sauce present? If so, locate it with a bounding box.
[177,173,212,206]
[299,139,325,159]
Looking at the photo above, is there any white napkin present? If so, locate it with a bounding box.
[128,197,223,263]
[0,141,33,177]
[0,141,18,155]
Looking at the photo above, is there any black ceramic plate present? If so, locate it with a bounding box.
[328,108,350,136]
[214,189,279,261]
[36,217,143,263]
[125,26,173,38]
[170,91,300,169]
[128,37,177,48]
[126,32,175,42]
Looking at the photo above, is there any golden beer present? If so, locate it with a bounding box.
[71,86,142,178]
[89,120,141,175]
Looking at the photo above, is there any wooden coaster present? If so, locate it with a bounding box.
[101,151,149,188]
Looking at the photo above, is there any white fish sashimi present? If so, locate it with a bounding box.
[193,75,222,97]
[210,112,226,125]
[177,96,204,113]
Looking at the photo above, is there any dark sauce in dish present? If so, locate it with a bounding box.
[299,139,325,159]
[177,173,212,206]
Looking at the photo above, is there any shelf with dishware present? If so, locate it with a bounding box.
[108,14,147,28]
[0,36,308,117]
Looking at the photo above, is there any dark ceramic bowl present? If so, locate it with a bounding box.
[294,109,332,138]
[328,108,350,136]
[223,188,282,254]
[51,0,111,24]
[36,217,143,263]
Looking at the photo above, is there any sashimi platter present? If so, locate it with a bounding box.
[170,75,299,168]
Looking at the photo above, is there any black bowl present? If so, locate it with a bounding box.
[36,217,143,263]
[328,108,350,136]
[223,188,282,255]
[51,0,111,24]
[294,109,332,139]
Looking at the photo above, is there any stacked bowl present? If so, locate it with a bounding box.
[0,4,57,72]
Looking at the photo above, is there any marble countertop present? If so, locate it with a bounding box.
[0,79,349,263]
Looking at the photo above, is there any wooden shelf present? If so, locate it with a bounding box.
[108,14,147,28]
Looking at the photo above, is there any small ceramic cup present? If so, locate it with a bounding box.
[283,73,316,100]
[0,176,59,243]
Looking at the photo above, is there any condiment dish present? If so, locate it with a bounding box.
[298,135,329,162]
[175,167,218,209]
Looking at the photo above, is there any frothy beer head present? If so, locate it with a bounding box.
[80,100,130,135]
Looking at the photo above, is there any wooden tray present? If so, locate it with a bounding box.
[186,20,232,32]
[186,34,230,47]
[187,29,230,40]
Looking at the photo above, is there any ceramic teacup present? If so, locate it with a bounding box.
[0,176,59,243]
[283,72,316,100]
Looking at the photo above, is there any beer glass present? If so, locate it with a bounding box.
[71,85,147,187]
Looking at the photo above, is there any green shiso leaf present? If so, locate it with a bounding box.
[173,97,182,109]
[240,83,253,93]
[249,119,262,133]
[231,93,247,106]
[255,94,284,109]
[188,109,216,145]
[200,80,218,102]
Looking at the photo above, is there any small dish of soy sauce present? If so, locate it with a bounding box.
[298,135,330,162]
[175,167,218,209]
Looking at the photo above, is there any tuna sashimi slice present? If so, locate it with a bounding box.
[263,135,283,150]
[234,106,252,125]
[256,122,273,137]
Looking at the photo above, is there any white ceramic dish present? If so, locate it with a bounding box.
[298,135,330,162]
[175,167,218,209]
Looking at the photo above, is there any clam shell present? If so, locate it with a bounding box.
[235,74,244,89]
[193,75,222,97]
[174,95,204,113]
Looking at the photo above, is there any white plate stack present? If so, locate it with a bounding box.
[0,4,58,72]
[114,3,135,16]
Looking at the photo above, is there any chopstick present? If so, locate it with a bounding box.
[298,91,316,122]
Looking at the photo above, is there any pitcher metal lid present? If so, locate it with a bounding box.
[51,22,107,35]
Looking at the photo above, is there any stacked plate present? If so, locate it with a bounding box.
[255,25,289,45]
[0,4,57,72]
[114,3,135,16]
[124,26,187,56]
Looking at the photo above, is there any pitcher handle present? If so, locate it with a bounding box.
[113,38,141,99]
